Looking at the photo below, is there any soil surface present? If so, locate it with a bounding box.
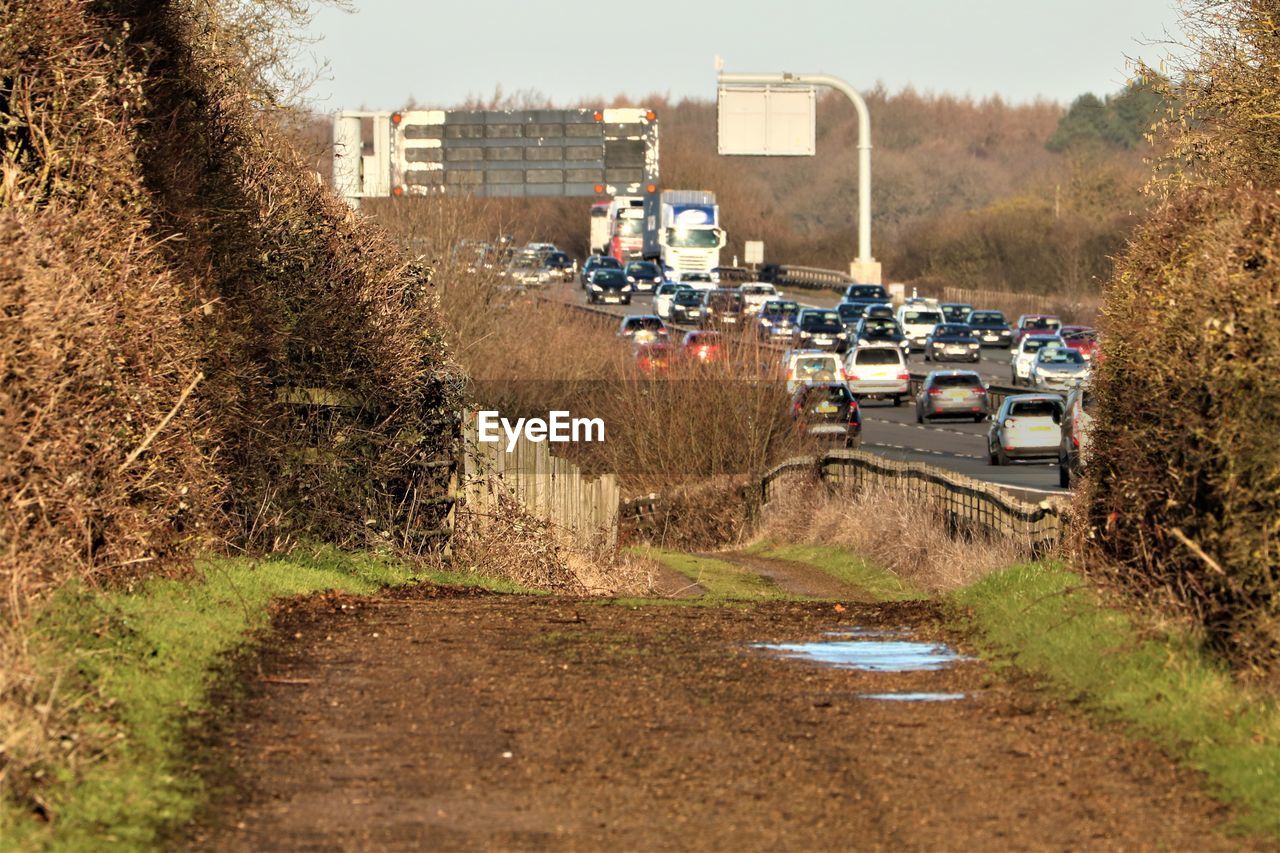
[190,580,1246,851]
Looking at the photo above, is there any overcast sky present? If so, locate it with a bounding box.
[296,0,1185,111]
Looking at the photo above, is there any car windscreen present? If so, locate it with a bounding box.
[903,311,943,324]
[594,270,626,285]
[847,285,887,299]
[1040,348,1085,364]
[837,304,865,319]
[863,319,900,334]
[969,312,1005,324]
[802,311,841,327]
[934,325,972,337]
[1024,317,1061,329]
[764,301,799,315]
[932,374,981,388]
[795,357,840,375]
[854,349,902,366]
[626,262,659,276]
[1022,337,1057,352]
[742,285,774,295]
[708,292,743,309]
[626,318,664,331]
[674,292,702,304]
[1009,400,1062,418]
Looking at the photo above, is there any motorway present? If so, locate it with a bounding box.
[547,278,1067,498]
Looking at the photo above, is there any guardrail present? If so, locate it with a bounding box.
[759,450,1065,553]
[758,264,851,290]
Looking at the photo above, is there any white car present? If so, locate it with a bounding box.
[843,345,910,404]
[1010,335,1065,386]
[654,282,692,319]
[895,305,945,351]
[987,395,1065,465]
[677,271,716,290]
[739,282,781,315]
[781,349,846,395]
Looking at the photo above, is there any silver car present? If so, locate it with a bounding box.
[916,370,989,423]
[1030,346,1091,392]
[987,395,1065,465]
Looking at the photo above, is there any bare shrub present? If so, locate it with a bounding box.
[758,475,1025,593]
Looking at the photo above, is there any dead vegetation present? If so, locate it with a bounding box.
[758,475,1026,593]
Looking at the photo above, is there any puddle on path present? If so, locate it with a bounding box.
[753,630,972,673]
[857,692,966,702]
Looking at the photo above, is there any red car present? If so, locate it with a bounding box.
[1012,314,1063,347]
[681,330,725,363]
[1060,325,1100,361]
[634,342,675,374]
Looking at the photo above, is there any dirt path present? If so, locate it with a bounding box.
[190,586,1241,851]
[712,550,871,599]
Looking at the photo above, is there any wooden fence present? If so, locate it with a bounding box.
[461,412,620,549]
[757,450,1065,554]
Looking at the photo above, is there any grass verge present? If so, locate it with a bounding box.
[738,541,924,601]
[0,547,518,849]
[954,562,1280,840]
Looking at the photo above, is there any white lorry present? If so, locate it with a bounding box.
[642,190,725,279]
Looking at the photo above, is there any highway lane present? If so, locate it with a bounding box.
[545,278,1067,497]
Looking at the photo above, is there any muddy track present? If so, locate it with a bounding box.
[710,550,872,599]
[188,586,1243,851]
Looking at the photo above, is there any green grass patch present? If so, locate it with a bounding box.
[1,546,515,849]
[740,541,923,601]
[632,547,794,602]
[954,562,1280,840]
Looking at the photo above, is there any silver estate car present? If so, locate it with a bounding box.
[916,371,989,423]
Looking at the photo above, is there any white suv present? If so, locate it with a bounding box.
[895,305,945,351]
[843,346,910,405]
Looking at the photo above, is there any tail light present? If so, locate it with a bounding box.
[972,387,986,395]
[927,388,942,396]
[897,372,911,380]
[838,367,848,381]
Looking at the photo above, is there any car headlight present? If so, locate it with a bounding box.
[837,332,848,339]
[761,318,772,326]
[799,331,811,337]
[968,342,979,348]
[858,338,869,346]
[627,276,635,282]
[590,284,602,291]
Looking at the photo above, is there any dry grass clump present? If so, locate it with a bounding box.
[451,495,653,596]
[759,475,1026,592]
[1084,188,1280,672]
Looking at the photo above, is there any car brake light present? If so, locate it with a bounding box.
[838,368,848,381]
[927,388,942,396]
[972,387,986,394]
[1072,435,1080,448]
[897,372,910,380]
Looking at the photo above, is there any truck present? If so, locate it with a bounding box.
[606,196,646,262]
[642,190,725,279]
[589,200,610,256]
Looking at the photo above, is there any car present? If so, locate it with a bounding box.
[633,341,675,374]
[1060,325,1100,361]
[864,304,896,320]
[580,254,621,288]
[843,345,910,404]
[654,282,692,319]
[700,288,746,328]
[1058,386,1095,488]
[1010,334,1065,386]
[987,395,1065,465]
[842,283,889,302]
[836,301,870,332]
[1012,314,1063,347]
[681,330,725,362]
[916,370,989,423]
[965,309,1013,348]
[586,268,632,304]
[923,323,981,363]
[617,315,669,344]
[504,252,552,288]
[757,299,801,341]
[525,241,559,257]
[940,302,974,323]
[739,282,781,315]
[781,349,846,394]
[794,308,848,351]
[895,305,946,351]
[624,260,664,293]
[542,251,575,282]
[670,288,706,323]
[853,317,910,351]
[790,382,862,448]
[1029,346,1091,392]
[678,271,715,289]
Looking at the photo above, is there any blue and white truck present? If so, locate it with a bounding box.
[642,190,726,280]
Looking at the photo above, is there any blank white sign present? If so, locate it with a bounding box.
[718,85,816,156]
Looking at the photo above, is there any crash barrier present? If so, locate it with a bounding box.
[461,411,620,549]
[756,449,1065,555]
[941,285,1102,325]
[758,264,852,290]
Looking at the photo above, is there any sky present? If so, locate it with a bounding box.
[295,0,1186,111]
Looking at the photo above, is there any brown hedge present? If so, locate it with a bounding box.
[1,0,460,609]
[1085,187,1280,671]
